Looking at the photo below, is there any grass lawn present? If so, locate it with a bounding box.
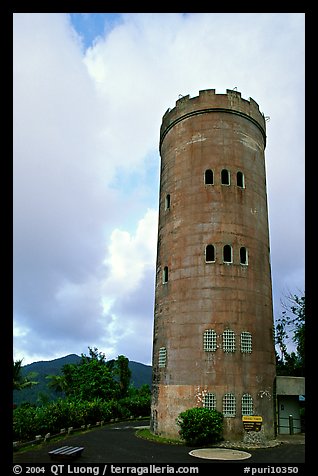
[135,428,184,445]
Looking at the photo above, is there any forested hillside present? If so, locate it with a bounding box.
[13,354,152,406]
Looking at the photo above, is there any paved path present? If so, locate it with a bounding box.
[13,420,305,464]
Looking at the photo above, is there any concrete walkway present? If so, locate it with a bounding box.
[276,433,305,444]
[13,420,305,464]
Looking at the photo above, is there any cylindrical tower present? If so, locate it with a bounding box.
[150,89,276,441]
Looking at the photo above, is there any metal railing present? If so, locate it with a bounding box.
[278,415,302,435]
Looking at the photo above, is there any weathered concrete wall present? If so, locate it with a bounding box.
[151,89,276,440]
[276,376,305,396]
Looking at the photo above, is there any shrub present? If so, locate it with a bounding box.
[119,395,151,417]
[13,405,38,440]
[13,394,148,441]
[177,407,223,445]
[106,400,131,420]
[36,399,74,433]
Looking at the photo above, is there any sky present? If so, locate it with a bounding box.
[13,13,305,366]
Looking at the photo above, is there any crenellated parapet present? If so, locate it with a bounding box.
[160,89,266,150]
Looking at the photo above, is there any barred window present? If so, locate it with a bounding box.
[242,394,254,416]
[158,347,167,368]
[241,332,252,353]
[223,329,236,352]
[223,393,236,417]
[203,393,216,410]
[203,329,217,351]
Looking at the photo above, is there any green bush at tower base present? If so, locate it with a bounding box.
[177,407,223,446]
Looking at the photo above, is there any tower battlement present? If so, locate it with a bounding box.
[160,89,266,149]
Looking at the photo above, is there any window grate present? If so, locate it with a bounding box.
[223,393,236,417]
[241,394,254,416]
[203,329,217,351]
[223,329,236,352]
[203,393,216,410]
[158,347,167,368]
[241,332,252,353]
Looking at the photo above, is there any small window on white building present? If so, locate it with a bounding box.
[203,329,217,351]
[158,347,167,368]
[223,393,236,417]
[223,329,236,352]
[203,392,216,410]
[240,332,252,353]
[241,393,254,416]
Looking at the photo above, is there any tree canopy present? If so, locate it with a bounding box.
[13,359,38,391]
[47,347,131,401]
[275,292,305,376]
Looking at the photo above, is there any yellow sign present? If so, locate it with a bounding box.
[242,416,263,422]
[242,416,263,432]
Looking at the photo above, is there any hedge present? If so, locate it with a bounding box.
[13,395,151,441]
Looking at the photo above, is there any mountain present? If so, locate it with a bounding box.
[128,361,152,388]
[13,354,152,406]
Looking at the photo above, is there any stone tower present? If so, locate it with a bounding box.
[150,89,276,441]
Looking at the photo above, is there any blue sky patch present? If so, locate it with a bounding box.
[70,13,122,49]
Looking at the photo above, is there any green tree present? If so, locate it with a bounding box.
[137,384,151,397]
[57,347,120,401]
[13,359,38,391]
[275,292,305,376]
[113,355,131,397]
[46,348,135,402]
[46,374,69,394]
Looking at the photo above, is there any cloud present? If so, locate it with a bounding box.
[13,13,121,362]
[98,209,158,364]
[13,13,304,365]
[105,209,158,293]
